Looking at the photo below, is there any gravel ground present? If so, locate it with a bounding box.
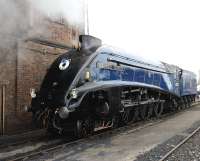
[135,134,185,161]
[166,129,200,161]
[135,120,200,161]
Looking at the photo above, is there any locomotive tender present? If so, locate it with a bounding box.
[29,35,197,137]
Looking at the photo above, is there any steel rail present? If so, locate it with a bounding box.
[159,120,200,161]
[4,102,199,161]
[8,122,157,161]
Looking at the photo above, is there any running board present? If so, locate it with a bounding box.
[121,99,165,108]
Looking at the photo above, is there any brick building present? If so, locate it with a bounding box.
[0,0,85,135]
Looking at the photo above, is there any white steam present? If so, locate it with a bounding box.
[0,0,29,38]
[0,0,85,42]
[29,0,85,25]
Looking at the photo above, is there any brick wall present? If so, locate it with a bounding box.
[0,1,85,135]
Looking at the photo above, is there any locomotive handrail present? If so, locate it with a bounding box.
[106,52,166,71]
[107,57,172,74]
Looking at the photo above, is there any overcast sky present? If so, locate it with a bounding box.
[88,0,200,77]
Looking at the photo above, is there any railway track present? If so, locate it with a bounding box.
[0,129,47,149]
[1,121,157,161]
[159,122,200,161]
[1,102,199,161]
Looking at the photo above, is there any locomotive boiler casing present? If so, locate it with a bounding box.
[29,35,197,135]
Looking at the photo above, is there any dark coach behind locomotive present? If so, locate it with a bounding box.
[29,35,197,137]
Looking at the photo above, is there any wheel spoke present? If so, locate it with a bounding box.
[146,104,153,120]
[121,109,130,125]
[140,106,146,120]
[154,102,164,118]
[75,117,94,138]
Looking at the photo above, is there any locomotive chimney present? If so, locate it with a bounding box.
[79,35,102,51]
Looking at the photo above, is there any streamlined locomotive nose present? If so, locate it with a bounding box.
[30,35,103,130]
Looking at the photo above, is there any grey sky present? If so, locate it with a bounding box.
[88,0,200,77]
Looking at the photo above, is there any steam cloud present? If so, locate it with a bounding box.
[0,0,29,42]
[0,0,85,45]
[30,0,85,25]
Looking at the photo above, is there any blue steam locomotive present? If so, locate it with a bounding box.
[29,35,197,137]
